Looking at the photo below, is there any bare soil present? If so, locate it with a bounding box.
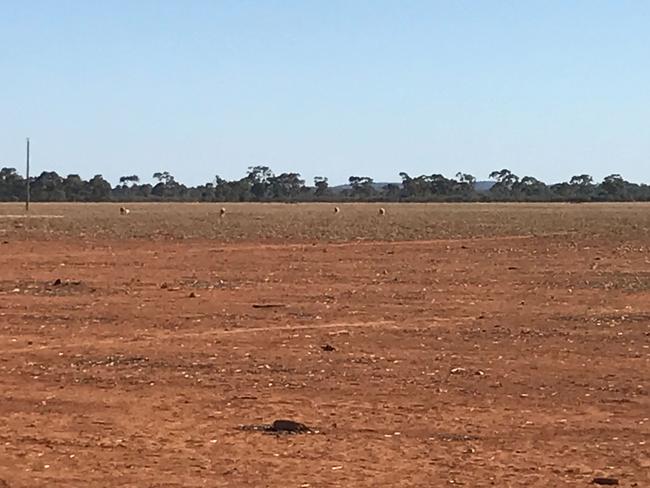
[0,203,648,487]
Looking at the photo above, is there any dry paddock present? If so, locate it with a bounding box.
[0,202,648,487]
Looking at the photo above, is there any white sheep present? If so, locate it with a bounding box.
[333,206,340,214]
[119,207,130,215]
[378,207,386,216]
[219,207,226,217]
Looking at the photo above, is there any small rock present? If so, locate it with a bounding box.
[52,278,62,286]
[188,292,198,298]
[270,419,310,434]
[238,419,313,434]
[591,478,619,486]
[321,344,336,352]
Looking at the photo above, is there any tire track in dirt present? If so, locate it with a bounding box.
[2,316,475,354]
[205,231,576,253]
[3,319,400,354]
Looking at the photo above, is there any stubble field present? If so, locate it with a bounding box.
[0,202,649,487]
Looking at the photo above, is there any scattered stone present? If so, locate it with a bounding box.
[49,279,82,288]
[591,478,619,486]
[321,344,336,352]
[238,419,313,435]
[188,291,198,298]
[435,432,481,442]
[160,282,168,289]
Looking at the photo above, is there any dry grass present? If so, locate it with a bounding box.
[1,202,649,242]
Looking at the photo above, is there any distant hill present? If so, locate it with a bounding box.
[474,181,495,192]
[331,181,495,193]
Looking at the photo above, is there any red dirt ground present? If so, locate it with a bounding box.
[0,204,648,487]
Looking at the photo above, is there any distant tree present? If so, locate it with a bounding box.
[0,167,24,201]
[119,175,140,186]
[348,176,375,199]
[246,165,274,183]
[382,183,401,201]
[399,172,433,200]
[228,179,253,201]
[134,183,153,200]
[489,169,519,198]
[455,172,477,198]
[212,175,228,201]
[399,172,416,199]
[569,174,593,187]
[246,166,274,200]
[153,171,175,185]
[63,174,87,201]
[269,172,305,200]
[87,174,112,201]
[428,174,454,195]
[564,174,595,201]
[151,171,184,199]
[31,171,66,201]
[456,172,476,187]
[314,176,329,197]
[513,176,548,200]
[600,174,628,200]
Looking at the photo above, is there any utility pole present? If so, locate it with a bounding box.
[25,137,31,212]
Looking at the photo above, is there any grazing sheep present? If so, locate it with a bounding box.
[219,207,226,217]
[119,207,130,215]
[378,207,386,216]
[333,206,340,214]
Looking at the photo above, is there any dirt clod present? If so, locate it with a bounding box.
[591,478,619,486]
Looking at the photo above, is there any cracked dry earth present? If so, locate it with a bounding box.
[0,204,649,487]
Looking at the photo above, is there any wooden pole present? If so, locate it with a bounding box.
[25,137,30,212]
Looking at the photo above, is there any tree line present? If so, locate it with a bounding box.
[1,165,649,202]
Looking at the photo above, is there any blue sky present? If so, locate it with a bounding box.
[1,1,649,186]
